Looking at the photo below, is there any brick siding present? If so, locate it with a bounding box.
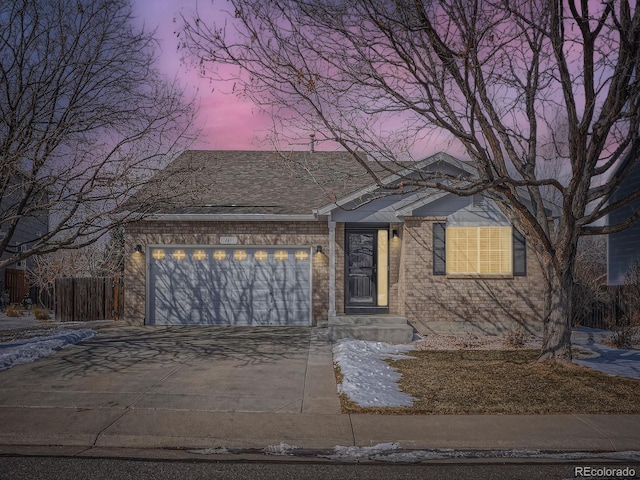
[124,220,330,325]
[397,217,545,335]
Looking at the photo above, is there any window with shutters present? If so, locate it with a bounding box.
[433,223,525,277]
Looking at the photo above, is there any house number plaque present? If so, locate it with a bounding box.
[220,236,238,245]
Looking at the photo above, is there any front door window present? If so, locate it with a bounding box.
[346,232,376,306]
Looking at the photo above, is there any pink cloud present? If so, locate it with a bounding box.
[131,0,272,150]
[131,0,465,159]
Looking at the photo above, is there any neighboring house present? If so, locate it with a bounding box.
[0,176,49,305]
[607,157,640,286]
[124,150,546,338]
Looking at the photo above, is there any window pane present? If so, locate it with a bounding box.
[295,250,309,261]
[194,250,208,261]
[233,250,247,261]
[274,250,288,261]
[377,229,388,307]
[254,250,268,261]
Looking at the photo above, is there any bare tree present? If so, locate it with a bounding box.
[182,0,640,361]
[27,239,123,308]
[572,235,607,327]
[0,0,196,270]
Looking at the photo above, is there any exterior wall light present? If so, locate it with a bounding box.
[392,229,399,239]
[316,245,323,254]
[134,244,143,254]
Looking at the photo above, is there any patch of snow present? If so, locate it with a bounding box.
[327,443,400,460]
[0,328,96,371]
[333,339,415,407]
[263,442,299,455]
[572,330,640,380]
[188,447,231,455]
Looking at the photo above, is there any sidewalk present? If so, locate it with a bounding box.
[0,408,639,455]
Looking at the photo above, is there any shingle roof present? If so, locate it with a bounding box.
[133,150,397,216]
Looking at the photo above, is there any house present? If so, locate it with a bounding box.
[0,175,49,305]
[123,150,546,340]
[607,157,640,286]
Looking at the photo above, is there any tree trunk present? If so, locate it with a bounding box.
[539,258,573,362]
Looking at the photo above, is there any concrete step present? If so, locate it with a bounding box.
[329,324,414,344]
[327,316,414,344]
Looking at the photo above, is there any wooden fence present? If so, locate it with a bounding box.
[5,268,30,304]
[55,277,123,322]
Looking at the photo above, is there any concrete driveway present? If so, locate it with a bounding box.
[0,326,341,415]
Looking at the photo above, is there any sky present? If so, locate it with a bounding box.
[131,0,272,151]
[130,0,455,156]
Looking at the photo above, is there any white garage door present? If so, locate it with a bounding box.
[147,246,312,326]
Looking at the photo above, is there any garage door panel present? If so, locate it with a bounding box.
[148,246,312,326]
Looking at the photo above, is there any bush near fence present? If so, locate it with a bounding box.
[572,284,639,331]
[55,277,123,322]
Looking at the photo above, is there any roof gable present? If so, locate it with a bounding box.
[316,151,472,216]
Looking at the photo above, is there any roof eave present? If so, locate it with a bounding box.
[316,152,473,215]
[145,213,319,222]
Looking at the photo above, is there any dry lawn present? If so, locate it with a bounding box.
[337,349,640,415]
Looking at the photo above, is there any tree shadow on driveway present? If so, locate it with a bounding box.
[0,326,313,380]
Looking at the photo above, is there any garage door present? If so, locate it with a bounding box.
[147,246,312,326]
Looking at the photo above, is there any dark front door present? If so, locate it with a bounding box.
[345,231,377,312]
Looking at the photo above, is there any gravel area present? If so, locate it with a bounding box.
[413,332,541,350]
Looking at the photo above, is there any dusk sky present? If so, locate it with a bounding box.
[131,0,463,157]
[132,0,273,150]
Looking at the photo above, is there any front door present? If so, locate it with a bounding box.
[345,228,389,314]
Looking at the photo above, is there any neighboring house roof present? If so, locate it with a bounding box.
[132,150,399,217]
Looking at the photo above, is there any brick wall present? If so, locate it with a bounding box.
[124,220,330,325]
[389,222,403,315]
[399,217,545,335]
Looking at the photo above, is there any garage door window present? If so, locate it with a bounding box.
[172,250,186,260]
[193,250,207,260]
[254,250,268,261]
[213,250,226,260]
[152,249,165,260]
[233,250,248,261]
[275,250,288,261]
[295,250,309,261]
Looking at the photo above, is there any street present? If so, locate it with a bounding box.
[2,456,627,480]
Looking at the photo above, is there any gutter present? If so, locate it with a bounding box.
[144,213,319,222]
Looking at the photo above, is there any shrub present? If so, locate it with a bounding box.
[32,307,51,321]
[504,329,526,348]
[4,304,23,317]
